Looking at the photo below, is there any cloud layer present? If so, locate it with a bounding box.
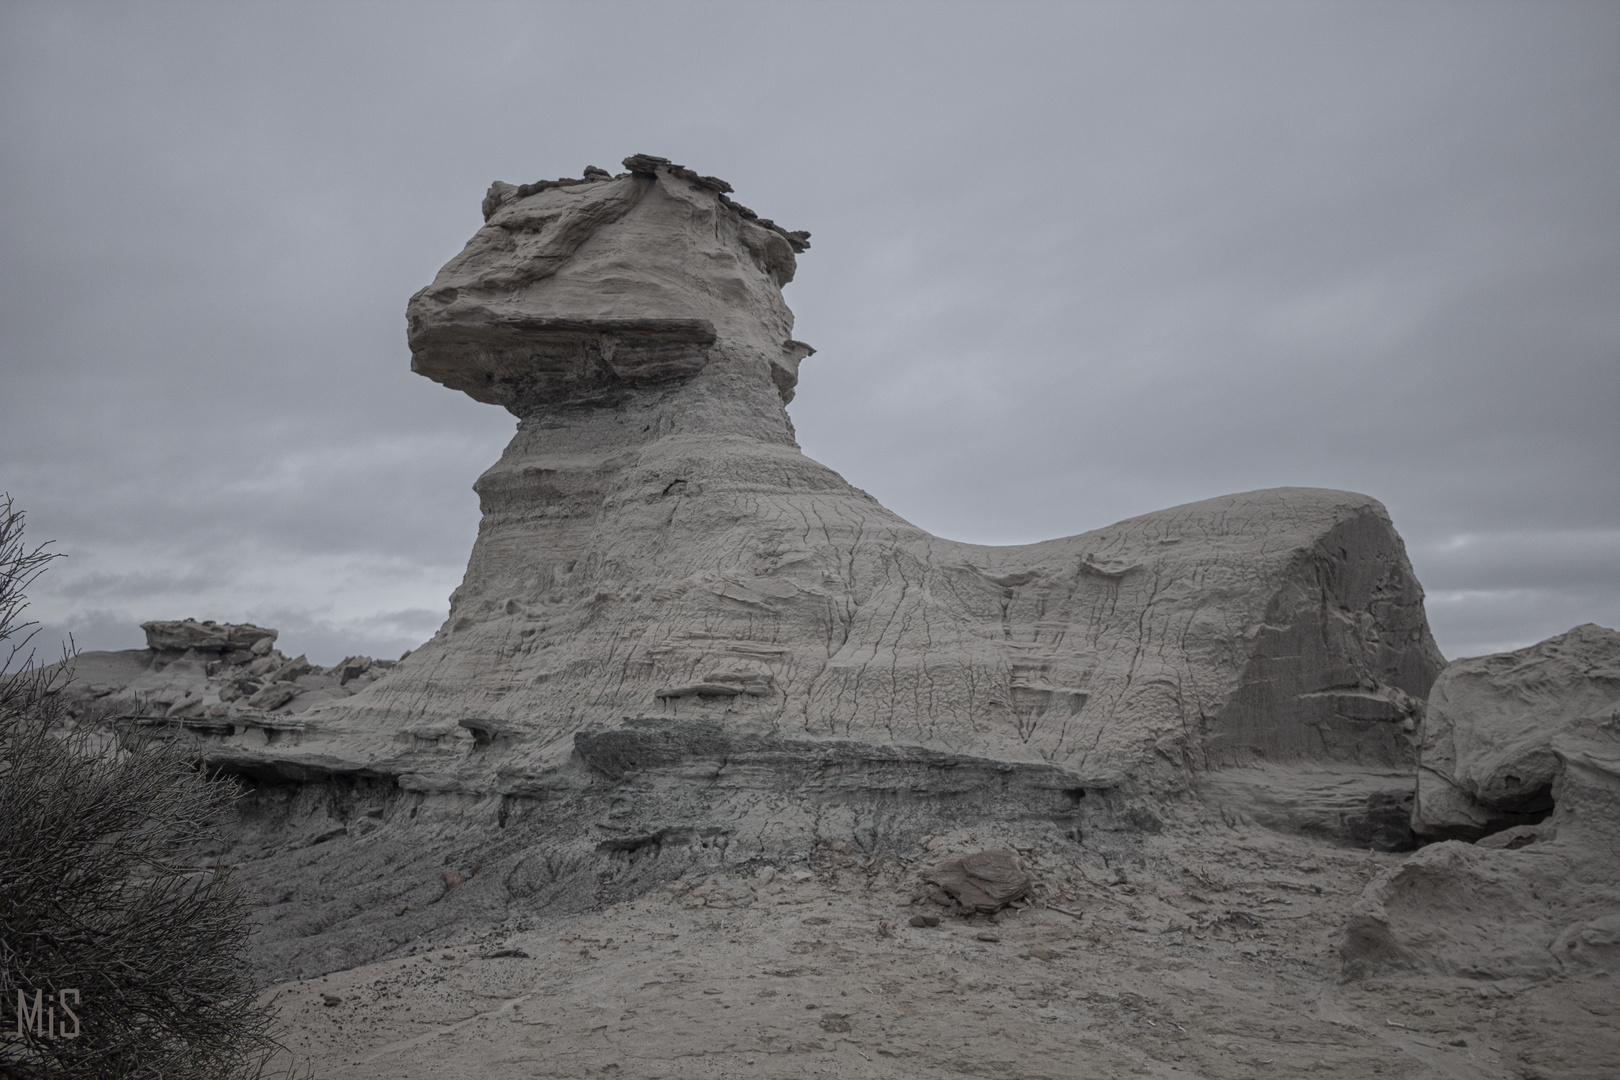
[3,2,1615,664]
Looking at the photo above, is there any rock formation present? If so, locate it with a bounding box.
[140,618,277,656]
[66,158,1457,982]
[60,618,393,733]
[43,159,1620,1073]
[1341,624,1620,980]
[1414,622,1620,839]
[194,157,1442,823]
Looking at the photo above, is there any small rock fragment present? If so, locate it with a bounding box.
[270,655,312,683]
[246,682,299,711]
[335,655,373,685]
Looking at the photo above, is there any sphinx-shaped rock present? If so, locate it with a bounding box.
[201,157,1442,839]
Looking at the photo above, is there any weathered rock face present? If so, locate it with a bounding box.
[1414,623,1620,839]
[1341,627,1620,981]
[197,157,1441,818]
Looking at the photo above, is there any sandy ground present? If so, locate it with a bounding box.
[262,826,1616,1079]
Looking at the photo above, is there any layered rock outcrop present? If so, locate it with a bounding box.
[184,157,1442,828]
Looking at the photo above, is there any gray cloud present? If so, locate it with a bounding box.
[3,1,1616,665]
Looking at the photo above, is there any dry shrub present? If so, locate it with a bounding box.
[0,495,296,1078]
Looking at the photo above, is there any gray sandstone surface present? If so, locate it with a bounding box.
[201,156,1444,812]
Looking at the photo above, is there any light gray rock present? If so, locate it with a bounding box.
[1414,623,1620,839]
[246,683,299,712]
[1341,710,1620,982]
[269,655,312,683]
[55,625,377,733]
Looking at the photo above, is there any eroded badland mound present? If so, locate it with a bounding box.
[64,158,1616,1077]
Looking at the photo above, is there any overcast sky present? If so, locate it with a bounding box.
[2,1,1616,666]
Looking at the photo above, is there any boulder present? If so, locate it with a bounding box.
[1341,637,1620,984]
[1414,623,1620,839]
[924,850,1032,914]
[246,683,300,712]
[270,655,312,683]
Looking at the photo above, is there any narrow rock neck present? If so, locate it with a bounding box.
[448,357,800,623]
